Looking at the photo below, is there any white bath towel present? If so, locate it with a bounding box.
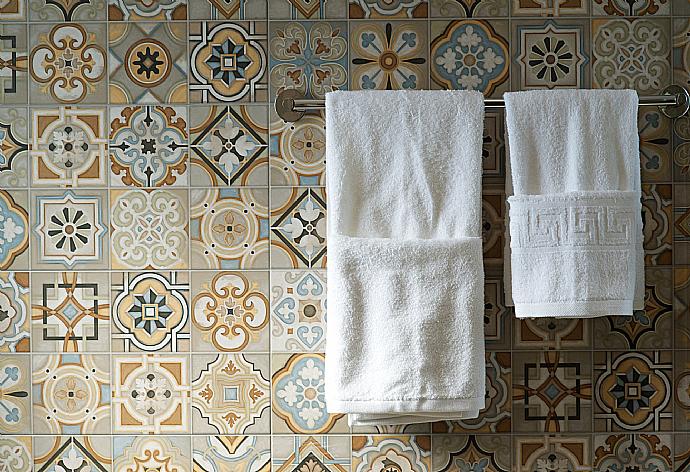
[504,89,644,318]
[325,90,486,425]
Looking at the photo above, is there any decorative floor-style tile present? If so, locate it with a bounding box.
[430,20,509,97]
[349,0,427,18]
[430,0,509,17]
[108,22,188,104]
[592,18,671,93]
[269,21,348,100]
[191,271,269,352]
[34,436,111,472]
[353,436,431,472]
[639,108,672,182]
[0,107,29,188]
[675,184,690,265]
[593,268,672,350]
[190,21,268,103]
[32,354,111,434]
[190,187,270,269]
[350,21,428,91]
[0,436,31,472]
[112,353,191,434]
[108,0,187,20]
[193,435,271,472]
[113,436,191,472]
[593,0,669,16]
[190,104,269,187]
[432,351,511,433]
[30,106,109,188]
[0,24,28,105]
[112,271,190,352]
[31,189,109,270]
[643,183,672,266]
[593,434,673,472]
[273,435,350,472]
[432,434,510,472]
[675,267,690,347]
[0,272,29,353]
[512,19,589,91]
[0,0,25,20]
[272,353,348,433]
[270,187,327,269]
[268,0,347,19]
[512,351,592,433]
[190,0,267,20]
[512,0,587,15]
[484,268,511,350]
[0,354,31,434]
[31,271,110,353]
[271,269,326,352]
[675,350,690,431]
[593,350,673,432]
[29,23,107,104]
[109,105,188,188]
[110,188,189,270]
[514,317,591,350]
[676,433,690,471]
[270,110,326,187]
[191,353,271,434]
[30,0,107,20]
[514,435,591,472]
[0,189,29,270]
[482,187,505,265]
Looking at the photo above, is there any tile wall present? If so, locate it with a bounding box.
[0,0,687,471]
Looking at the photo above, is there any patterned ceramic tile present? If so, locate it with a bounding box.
[270,0,348,18]
[190,0,267,19]
[352,436,431,472]
[29,0,107,20]
[34,436,111,472]
[270,187,327,269]
[0,436,31,472]
[272,353,348,433]
[592,18,671,93]
[643,183,672,266]
[432,352,511,433]
[676,433,690,471]
[270,110,326,187]
[593,0,669,16]
[512,351,592,433]
[512,19,589,90]
[349,21,428,91]
[431,434,510,472]
[29,23,107,104]
[190,21,268,103]
[484,268,511,350]
[511,0,587,15]
[430,0,508,17]
[674,267,690,347]
[673,114,690,182]
[113,436,191,472]
[112,271,190,352]
[31,271,110,353]
[110,188,189,270]
[31,189,108,270]
[514,436,591,472]
[675,350,690,433]
[674,184,690,265]
[639,108,672,182]
[482,110,505,183]
[0,354,31,434]
[269,21,348,100]
[271,269,326,352]
[593,350,673,432]
[109,105,188,187]
[593,268,672,350]
[191,271,269,352]
[0,0,26,20]
[190,187,270,269]
[0,272,29,353]
[193,435,271,472]
[31,354,111,434]
[593,434,673,472]
[430,20,509,97]
[108,0,187,20]
[0,24,27,105]
[514,318,591,350]
[273,435,350,472]
[190,104,269,186]
[191,353,270,434]
[349,0,428,18]
[109,22,187,104]
[0,107,29,188]
[482,188,505,266]
[0,190,29,270]
[112,353,191,434]
[30,106,108,187]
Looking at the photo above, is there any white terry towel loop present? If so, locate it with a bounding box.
[504,90,644,319]
[325,90,486,426]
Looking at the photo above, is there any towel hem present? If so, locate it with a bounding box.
[326,396,485,414]
[514,299,634,318]
[347,411,481,426]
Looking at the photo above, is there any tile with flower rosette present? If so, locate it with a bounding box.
[0,436,31,472]
[34,436,111,472]
[0,190,29,271]
[593,434,673,472]
[270,109,326,187]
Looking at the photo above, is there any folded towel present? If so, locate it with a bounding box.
[504,89,644,318]
[325,90,486,425]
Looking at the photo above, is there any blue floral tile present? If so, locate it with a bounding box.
[0,354,31,434]
[0,189,29,270]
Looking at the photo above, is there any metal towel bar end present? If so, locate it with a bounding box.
[274,85,690,123]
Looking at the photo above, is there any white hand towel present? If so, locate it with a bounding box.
[325,90,486,425]
[504,89,644,318]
